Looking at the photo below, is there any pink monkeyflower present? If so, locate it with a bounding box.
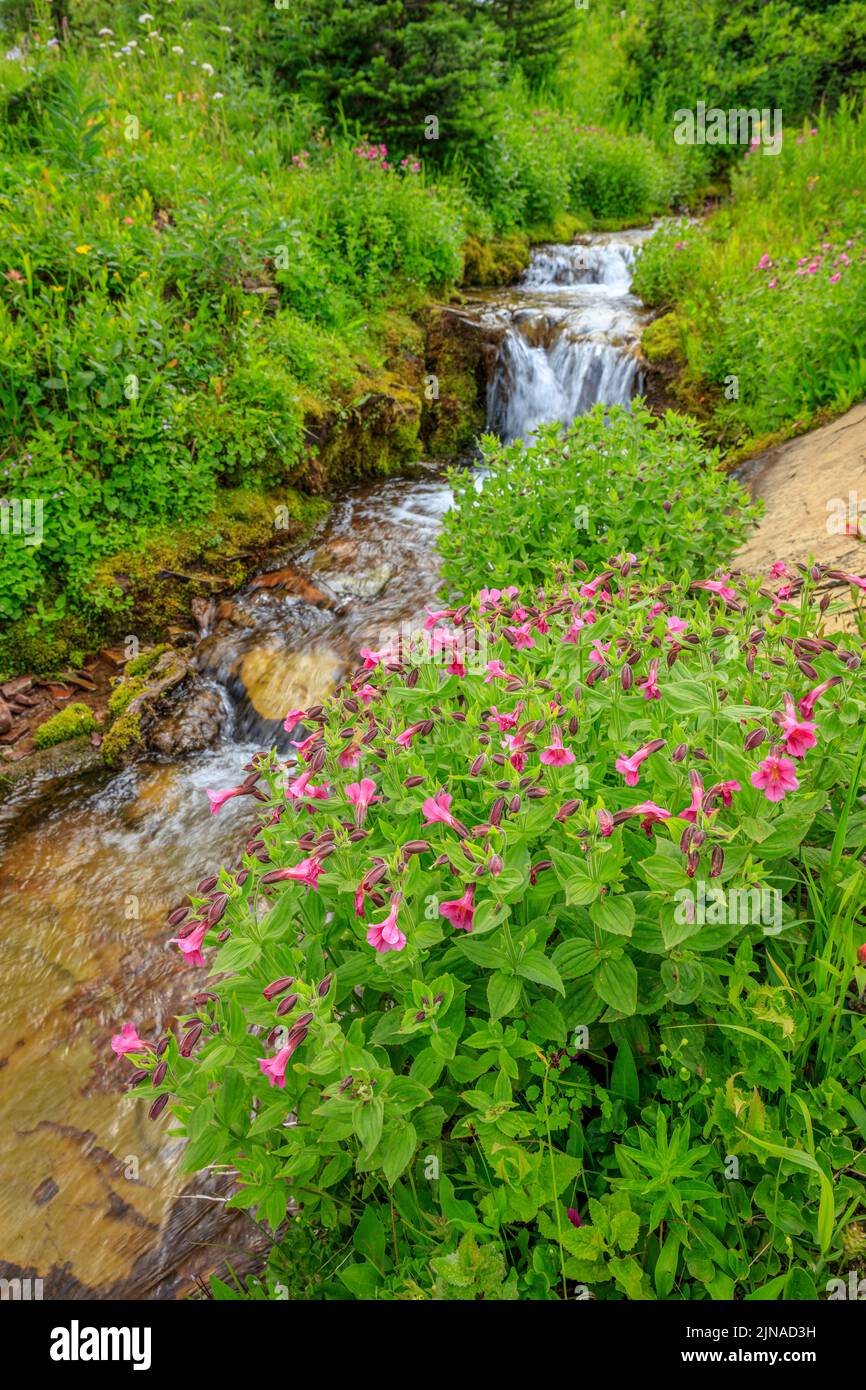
[282,707,307,732]
[338,742,362,769]
[680,769,706,824]
[540,727,575,767]
[259,1031,306,1089]
[367,899,407,954]
[357,684,379,707]
[346,777,380,826]
[750,753,800,803]
[834,571,866,594]
[169,920,209,968]
[797,676,841,719]
[359,645,390,670]
[286,769,330,804]
[757,254,772,269]
[111,1023,150,1057]
[566,1207,583,1229]
[439,883,475,933]
[292,728,323,757]
[589,640,611,666]
[488,705,520,733]
[666,615,688,637]
[206,784,245,815]
[396,723,424,750]
[716,779,741,808]
[424,605,453,630]
[354,882,366,919]
[647,601,665,618]
[579,571,613,600]
[692,575,738,604]
[484,660,509,682]
[535,613,549,635]
[638,659,661,700]
[265,857,325,890]
[447,655,466,678]
[615,739,664,787]
[777,693,817,758]
[506,623,535,650]
[769,561,788,579]
[624,801,672,838]
[421,790,459,830]
[429,626,459,657]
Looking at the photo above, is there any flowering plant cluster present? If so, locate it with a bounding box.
[117,555,866,1299]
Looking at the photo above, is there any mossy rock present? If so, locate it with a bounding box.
[422,306,487,456]
[641,312,684,365]
[101,707,144,769]
[33,703,98,750]
[461,233,531,288]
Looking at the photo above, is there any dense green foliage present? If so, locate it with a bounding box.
[632,104,866,448]
[437,404,758,599]
[131,560,866,1300]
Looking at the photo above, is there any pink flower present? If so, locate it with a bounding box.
[357,684,379,707]
[580,571,613,600]
[354,882,366,919]
[346,777,380,825]
[439,883,475,933]
[778,693,817,758]
[338,742,361,769]
[265,857,325,890]
[286,769,330,804]
[259,1031,306,1089]
[540,727,575,766]
[566,1207,583,1228]
[367,899,406,954]
[484,660,509,682]
[421,790,459,829]
[506,623,535,650]
[488,705,520,732]
[680,769,706,823]
[717,779,741,808]
[638,659,661,700]
[111,1022,150,1057]
[622,801,672,837]
[206,785,245,815]
[282,707,307,731]
[169,920,208,967]
[769,561,788,579]
[692,575,738,604]
[359,645,390,670]
[292,729,323,757]
[589,640,610,666]
[757,254,772,269]
[798,676,841,719]
[666,615,688,637]
[424,606,453,629]
[614,739,664,787]
[750,753,800,803]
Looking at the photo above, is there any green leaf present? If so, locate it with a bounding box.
[488,970,522,1020]
[353,1204,387,1272]
[590,895,635,937]
[594,955,638,1015]
[379,1118,417,1185]
[552,938,598,979]
[611,1042,639,1108]
[517,949,565,995]
[353,1095,384,1155]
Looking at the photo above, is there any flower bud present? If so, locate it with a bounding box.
[167,905,189,927]
[317,974,333,998]
[686,851,700,878]
[153,1060,168,1087]
[407,667,419,688]
[672,743,688,763]
[710,845,724,878]
[276,993,300,1016]
[797,659,819,679]
[488,854,503,876]
[508,794,521,814]
[128,1069,148,1088]
[149,1094,169,1120]
[197,875,218,894]
[470,753,486,775]
[207,893,228,926]
[744,727,767,750]
[489,796,506,826]
[597,808,613,837]
[264,976,295,1001]
[179,1025,202,1057]
[621,664,634,691]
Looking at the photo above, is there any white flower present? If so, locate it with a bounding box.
[171,45,183,54]
[138,12,154,23]
[213,92,224,100]
[200,62,214,76]
[219,25,232,33]
[98,28,113,36]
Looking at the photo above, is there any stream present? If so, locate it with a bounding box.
[0,227,653,1298]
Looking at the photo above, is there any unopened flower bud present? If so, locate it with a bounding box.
[317,974,333,998]
[276,993,300,1016]
[153,1060,168,1086]
[710,845,724,878]
[149,1094,169,1120]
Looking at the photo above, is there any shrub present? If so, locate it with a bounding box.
[436,403,758,601]
[33,701,97,748]
[119,559,866,1300]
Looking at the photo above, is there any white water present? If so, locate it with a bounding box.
[482,227,655,442]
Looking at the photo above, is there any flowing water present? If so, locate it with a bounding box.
[0,228,652,1298]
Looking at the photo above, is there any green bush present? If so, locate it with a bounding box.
[120,560,866,1299]
[436,403,758,601]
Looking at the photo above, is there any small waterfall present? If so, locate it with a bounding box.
[483,228,652,443]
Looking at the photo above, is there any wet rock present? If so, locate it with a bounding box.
[325,561,394,599]
[0,698,11,735]
[190,596,216,635]
[148,687,225,758]
[249,566,330,605]
[237,645,343,723]
[312,537,359,570]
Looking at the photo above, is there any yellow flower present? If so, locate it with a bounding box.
[51,285,64,293]
[74,244,92,254]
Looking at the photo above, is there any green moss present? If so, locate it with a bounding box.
[101,707,144,768]
[33,703,98,750]
[124,644,170,678]
[461,233,530,287]
[422,306,486,456]
[642,313,684,365]
[108,676,146,718]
